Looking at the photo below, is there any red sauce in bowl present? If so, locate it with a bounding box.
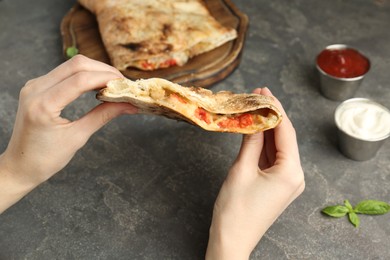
[316,48,370,78]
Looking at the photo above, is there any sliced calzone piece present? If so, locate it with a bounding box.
[78,0,237,71]
[97,78,282,134]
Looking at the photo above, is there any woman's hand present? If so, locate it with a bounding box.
[0,55,137,213]
[206,88,305,259]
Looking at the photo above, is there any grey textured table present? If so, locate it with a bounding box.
[1,0,389,259]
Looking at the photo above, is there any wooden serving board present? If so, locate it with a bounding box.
[61,0,248,88]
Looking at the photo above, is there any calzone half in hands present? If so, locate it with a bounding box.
[97,78,282,134]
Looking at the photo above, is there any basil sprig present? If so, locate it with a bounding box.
[322,200,390,228]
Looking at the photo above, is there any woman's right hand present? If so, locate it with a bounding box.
[206,87,305,259]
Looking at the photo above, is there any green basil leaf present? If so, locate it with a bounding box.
[348,212,360,228]
[66,46,79,59]
[354,200,390,215]
[322,205,349,217]
[344,200,354,213]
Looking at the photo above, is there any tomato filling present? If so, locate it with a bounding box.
[141,59,177,70]
[194,106,255,129]
[161,58,177,67]
[218,114,253,129]
[195,107,211,124]
[141,61,155,70]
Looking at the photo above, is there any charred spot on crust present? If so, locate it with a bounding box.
[122,42,143,51]
[163,44,173,52]
[122,41,172,54]
[240,98,261,107]
[162,24,172,38]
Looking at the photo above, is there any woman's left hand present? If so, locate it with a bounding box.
[0,55,137,213]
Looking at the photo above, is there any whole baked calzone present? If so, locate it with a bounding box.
[78,0,238,71]
[97,78,282,134]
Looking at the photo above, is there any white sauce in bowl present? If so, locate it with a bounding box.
[335,98,390,141]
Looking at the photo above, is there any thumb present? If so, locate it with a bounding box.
[74,102,137,138]
[236,132,264,168]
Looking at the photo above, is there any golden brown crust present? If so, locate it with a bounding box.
[97,78,282,134]
[78,0,237,71]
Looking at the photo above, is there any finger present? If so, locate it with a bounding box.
[45,71,121,111]
[236,131,265,169]
[32,55,123,91]
[260,87,300,163]
[252,88,276,168]
[274,115,300,163]
[259,129,276,169]
[253,88,263,95]
[238,87,273,168]
[74,102,138,141]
